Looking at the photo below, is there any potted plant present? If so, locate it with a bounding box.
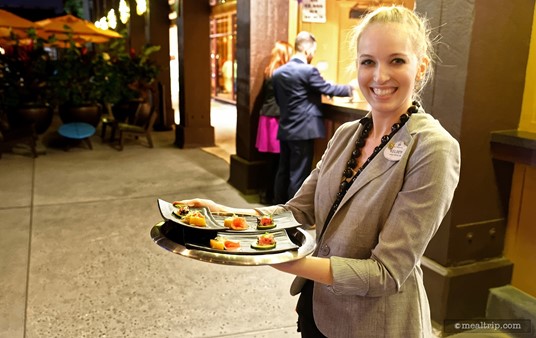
[0,30,55,134]
[50,38,119,127]
[106,38,161,122]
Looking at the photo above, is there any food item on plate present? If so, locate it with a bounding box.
[257,215,276,230]
[188,211,206,227]
[210,236,240,251]
[181,211,206,227]
[223,215,249,230]
[251,232,277,250]
[172,203,190,217]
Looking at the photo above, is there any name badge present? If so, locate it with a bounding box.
[384,141,407,161]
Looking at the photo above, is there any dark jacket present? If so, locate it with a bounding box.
[259,77,280,117]
[272,57,352,141]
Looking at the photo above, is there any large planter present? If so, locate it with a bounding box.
[59,103,102,127]
[7,104,54,134]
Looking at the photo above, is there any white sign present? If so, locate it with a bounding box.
[302,0,326,23]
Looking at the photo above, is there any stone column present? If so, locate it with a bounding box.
[175,0,214,148]
[228,0,289,194]
[415,0,534,328]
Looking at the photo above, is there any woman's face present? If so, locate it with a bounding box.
[357,23,426,116]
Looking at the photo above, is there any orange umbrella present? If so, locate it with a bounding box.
[0,9,39,41]
[35,14,122,45]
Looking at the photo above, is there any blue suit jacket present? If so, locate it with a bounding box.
[272,57,352,141]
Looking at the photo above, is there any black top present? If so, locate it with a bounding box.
[259,77,280,117]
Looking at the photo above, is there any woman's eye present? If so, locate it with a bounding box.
[392,58,406,64]
[359,59,373,66]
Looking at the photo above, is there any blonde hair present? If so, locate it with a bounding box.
[264,41,293,78]
[352,6,435,98]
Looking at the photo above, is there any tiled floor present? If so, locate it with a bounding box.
[0,101,301,338]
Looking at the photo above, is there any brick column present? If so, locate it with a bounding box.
[228,0,289,194]
[175,0,214,148]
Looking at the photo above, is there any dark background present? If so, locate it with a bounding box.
[0,0,64,20]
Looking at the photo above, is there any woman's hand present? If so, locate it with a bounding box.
[173,198,223,213]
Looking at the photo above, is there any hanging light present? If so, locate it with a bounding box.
[99,17,109,30]
[107,9,117,29]
[136,0,147,15]
[119,0,130,24]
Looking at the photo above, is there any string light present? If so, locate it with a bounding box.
[107,9,117,29]
[119,0,130,24]
[136,0,147,15]
[98,17,109,30]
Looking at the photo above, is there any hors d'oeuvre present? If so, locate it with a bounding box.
[172,202,190,217]
[223,215,249,231]
[251,232,276,250]
[209,236,240,251]
[256,215,276,230]
[182,211,206,227]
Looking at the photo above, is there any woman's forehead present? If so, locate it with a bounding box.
[357,23,413,55]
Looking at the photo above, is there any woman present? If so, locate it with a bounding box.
[179,6,460,337]
[255,41,293,204]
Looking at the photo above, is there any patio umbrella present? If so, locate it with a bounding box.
[0,9,40,42]
[35,14,122,45]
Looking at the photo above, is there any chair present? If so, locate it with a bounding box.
[100,102,116,142]
[115,86,158,151]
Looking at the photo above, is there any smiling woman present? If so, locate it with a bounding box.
[174,6,461,337]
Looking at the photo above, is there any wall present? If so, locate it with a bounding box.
[504,6,536,298]
[519,8,536,133]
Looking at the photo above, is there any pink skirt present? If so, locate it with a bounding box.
[256,116,280,153]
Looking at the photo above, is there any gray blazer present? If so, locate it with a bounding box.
[260,110,461,337]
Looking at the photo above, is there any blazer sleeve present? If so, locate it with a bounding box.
[329,128,461,297]
[308,67,352,97]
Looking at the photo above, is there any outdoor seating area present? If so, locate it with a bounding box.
[0,9,161,156]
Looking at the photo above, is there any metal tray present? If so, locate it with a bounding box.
[150,220,316,266]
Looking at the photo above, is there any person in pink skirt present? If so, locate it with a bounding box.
[256,41,293,204]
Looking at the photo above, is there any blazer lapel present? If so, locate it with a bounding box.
[336,125,414,213]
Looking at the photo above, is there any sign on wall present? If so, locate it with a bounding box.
[301,0,326,23]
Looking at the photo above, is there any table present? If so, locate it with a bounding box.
[58,122,96,150]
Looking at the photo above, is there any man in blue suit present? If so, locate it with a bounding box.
[272,31,354,204]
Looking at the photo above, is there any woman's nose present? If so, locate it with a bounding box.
[373,65,389,83]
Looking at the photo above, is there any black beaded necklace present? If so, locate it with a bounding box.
[321,101,420,231]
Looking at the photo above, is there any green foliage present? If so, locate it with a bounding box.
[0,30,54,110]
[50,41,118,106]
[1,27,161,111]
[104,35,161,102]
[63,0,83,18]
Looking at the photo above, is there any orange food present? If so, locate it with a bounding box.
[210,237,240,251]
[224,216,248,230]
[210,239,225,250]
[224,240,240,250]
[187,211,206,227]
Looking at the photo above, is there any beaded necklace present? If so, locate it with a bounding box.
[321,101,420,231]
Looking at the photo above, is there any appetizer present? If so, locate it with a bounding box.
[251,232,276,250]
[210,236,240,251]
[257,215,276,230]
[181,211,207,227]
[172,203,190,217]
[223,215,249,230]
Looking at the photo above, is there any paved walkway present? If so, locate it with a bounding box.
[0,103,300,338]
